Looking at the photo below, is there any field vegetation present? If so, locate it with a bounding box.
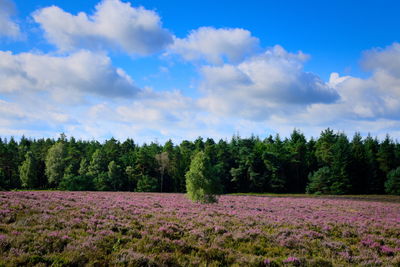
[0,191,399,266]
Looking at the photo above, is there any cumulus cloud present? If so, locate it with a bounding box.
[168,27,259,64]
[0,50,139,99]
[33,0,173,55]
[0,0,21,39]
[320,42,400,121]
[270,42,400,136]
[198,45,339,120]
[362,42,400,77]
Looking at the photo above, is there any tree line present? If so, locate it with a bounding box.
[1,129,400,195]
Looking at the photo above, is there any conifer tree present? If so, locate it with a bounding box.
[385,167,400,195]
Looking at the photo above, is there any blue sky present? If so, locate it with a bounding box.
[1,0,400,143]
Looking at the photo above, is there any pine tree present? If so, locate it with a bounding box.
[263,135,289,193]
[349,133,368,193]
[385,167,400,195]
[330,133,352,194]
[365,135,383,193]
[287,130,309,193]
[306,167,332,194]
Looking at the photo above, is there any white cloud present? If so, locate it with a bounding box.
[268,42,400,137]
[168,27,259,64]
[315,42,400,121]
[362,42,400,77]
[198,45,338,120]
[0,96,76,139]
[0,99,25,121]
[0,50,140,99]
[0,0,21,39]
[33,0,173,55]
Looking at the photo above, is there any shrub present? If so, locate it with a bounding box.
[185,151,220,203]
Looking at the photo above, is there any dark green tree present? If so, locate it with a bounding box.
[60,157,94,191]
[286,130,309,192]
[136,175,158,192]
[0,168,5,190]
[3,138,21,189]
[88,149,108,190]
[263,135,289,193]
[306,167,332,194]
[108,160,124,191]
[330,133,352,194]
[364,135,382,193]
[385,167,400,195]
[349,133,369,193]
[125,166,137,191]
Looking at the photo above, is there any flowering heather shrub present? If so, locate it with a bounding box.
[0,191,399,266]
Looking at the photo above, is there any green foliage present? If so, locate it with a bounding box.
[88,149,108,190]
[0,168,6,190]
[45,142,66,187]
[108,161,124,191]
[364,135,382,193]
[59,174,94,191]
[306,167,332,194]
[263,135,288,193]
[350,133,369,194]
[329,133,352,194]
[385,167,400,195]
[79,158,89,176]
[315,128,336,165]
[125,166,137,191]
[185,151,220,203]
[136,175,159,192]
[1,129,400,195]
[286,130,310,193]
[19,151,38,188]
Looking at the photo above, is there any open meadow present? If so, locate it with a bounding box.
[0,191,399,266]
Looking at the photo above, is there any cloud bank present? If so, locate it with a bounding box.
[33,0,173,55]
[0,0,21,39]
[169,27,259,64]
[0,50,140,100]
[198,45,338,120]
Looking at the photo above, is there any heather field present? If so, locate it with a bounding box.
[0,192,399,266]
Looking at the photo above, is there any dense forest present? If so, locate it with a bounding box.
[1,129,400,195]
